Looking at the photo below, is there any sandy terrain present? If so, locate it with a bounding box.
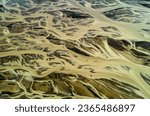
[0,0,150,98]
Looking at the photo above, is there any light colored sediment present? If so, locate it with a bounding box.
[0,0,150,99]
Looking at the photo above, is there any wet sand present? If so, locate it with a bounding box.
[0,0,150,99]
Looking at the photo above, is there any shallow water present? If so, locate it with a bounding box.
[0,0,150,99]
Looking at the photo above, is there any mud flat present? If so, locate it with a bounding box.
[0,0,150,99]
